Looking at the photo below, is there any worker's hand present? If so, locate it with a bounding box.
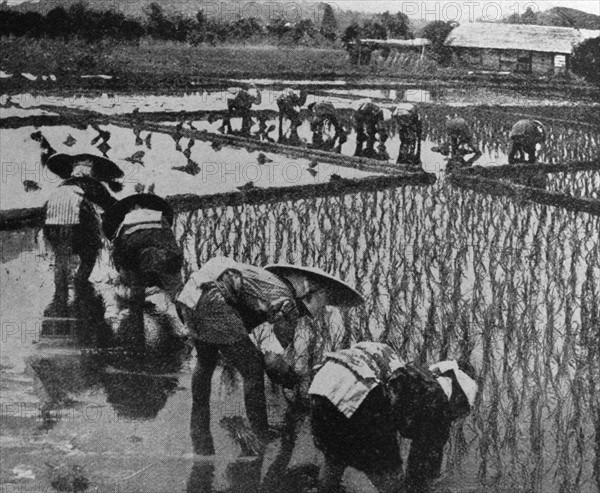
[264,351,301,390]
[431,146,444,155]
[270,299,301,324]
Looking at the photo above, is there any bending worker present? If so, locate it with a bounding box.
[176,257,364,455]
[393,103,423,167]
[353,99,389,159]
[276,87,308,144]
[43,154,122,315]
[308,101,347,153]
[508,119,546,164]
[310,342,478,493]
[221,84,262,136]
[434,116,482,168]
[103,193,184,312]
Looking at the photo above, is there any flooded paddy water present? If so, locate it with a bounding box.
[1,85,599,493]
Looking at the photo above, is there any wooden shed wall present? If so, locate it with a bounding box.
[455,48,564,74]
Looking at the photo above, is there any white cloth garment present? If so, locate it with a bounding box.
[177,256,239,309]
[309,342,406,418]
[429,360,478,408]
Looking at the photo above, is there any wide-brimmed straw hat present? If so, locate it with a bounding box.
[103,193,174,240]
[46,153,124,181]
[264,264,364,307]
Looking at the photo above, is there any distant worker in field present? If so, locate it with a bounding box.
[433,116,482,168]
[42,154,122,315]
[103,193,184,336]
[392,103,423,168]
[308,101,347,153]
[508,119,546,164]
[310,342,478,493]
[176,258,364,456]
[353,99,389,160]
[220,84,262,136]
[276,87,308,144]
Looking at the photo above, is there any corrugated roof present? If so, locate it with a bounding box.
[360,38,431,47]
[446,23,600,54]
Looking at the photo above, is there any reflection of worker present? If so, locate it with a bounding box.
[393,104,422,167]
[176,257,363,455]
[354,100,388,159]
[98,310,186,420]
[310,342,478,493]
[44,158,121,316]
[221,84,262,136]
[434,116,482,168]
[308,102,347,153]
[41,279,112,348]
[508,119,546,164]
[276,87,308,144]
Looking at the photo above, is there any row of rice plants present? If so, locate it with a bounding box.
[174,177,599,491]
[545,170,600,200]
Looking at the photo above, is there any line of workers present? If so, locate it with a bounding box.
[35,102,546,491]
[218,85,546,168]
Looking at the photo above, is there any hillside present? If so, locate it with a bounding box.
[505,6,600,30]
[537,7,600,29]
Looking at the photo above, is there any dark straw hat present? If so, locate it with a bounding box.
[46,153,124,181]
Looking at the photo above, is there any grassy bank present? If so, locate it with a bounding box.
[0,37,361,78]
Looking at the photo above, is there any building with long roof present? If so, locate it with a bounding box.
[445,23,600,74]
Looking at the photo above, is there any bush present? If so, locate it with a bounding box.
[422,20,456,66]
[571,37,600,85]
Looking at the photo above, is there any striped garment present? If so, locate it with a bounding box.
[116,208,165,237]
[45,185,86,225]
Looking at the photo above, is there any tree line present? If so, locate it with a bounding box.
[0,3,423,47]
[0,2,346,45]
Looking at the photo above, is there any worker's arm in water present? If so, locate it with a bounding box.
[252,88,262,105]
[297,89,308,108]
[404,419,451,490]
[404,363,475,489]
[464,141,483,165]
[416,117,423,156]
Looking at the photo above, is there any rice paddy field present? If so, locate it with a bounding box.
[0,83,599,493]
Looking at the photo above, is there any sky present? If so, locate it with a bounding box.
[334,1,600,21]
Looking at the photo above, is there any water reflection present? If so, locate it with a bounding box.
[186,399,312,492]
[3,103,597,211]
[0,227,40,263]
[31,289,187,428]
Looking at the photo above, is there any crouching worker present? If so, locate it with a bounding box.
[433,116,482,169]
[43,156,122,316]
[508,119,546,164]
[310,342,478,493]
[176,258,364,456]
[103,193,183,316]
